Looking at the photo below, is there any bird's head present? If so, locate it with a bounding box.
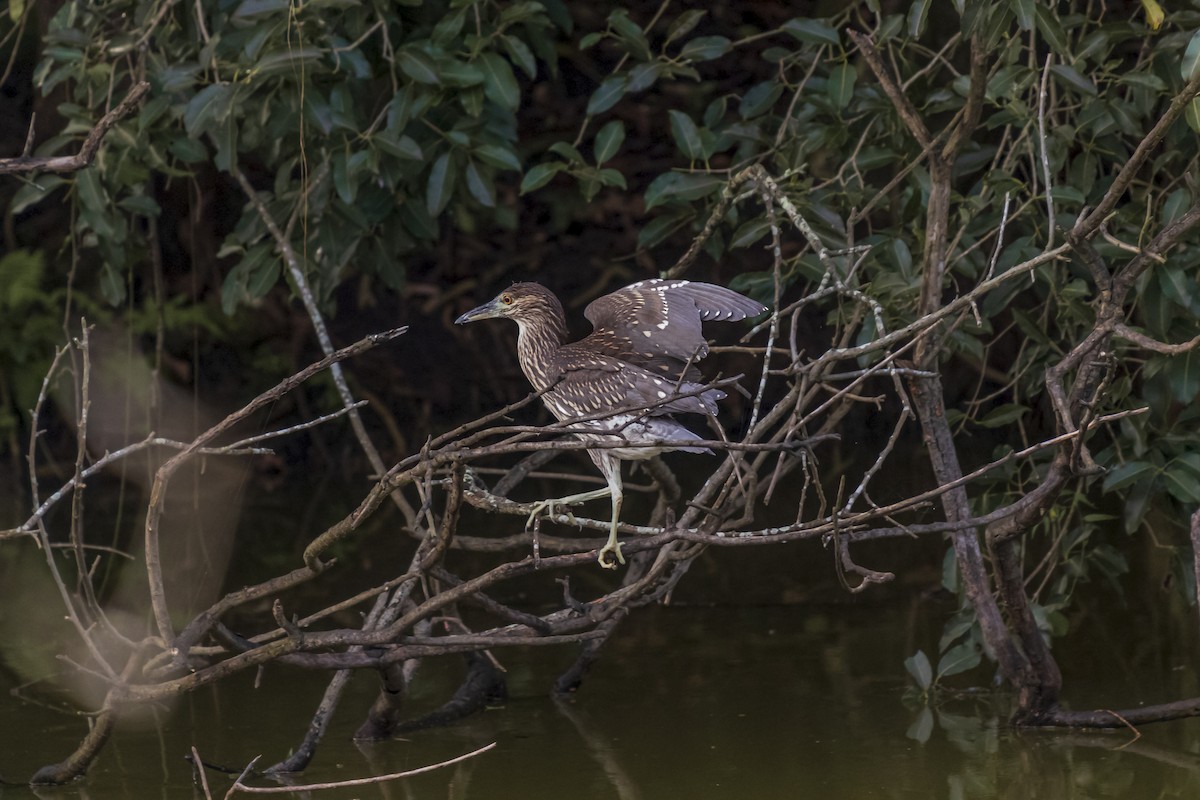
[455,282,563,326]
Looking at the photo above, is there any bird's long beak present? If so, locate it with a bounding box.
[455,300,501,325]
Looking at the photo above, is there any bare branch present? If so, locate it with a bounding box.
[0,82,149,175]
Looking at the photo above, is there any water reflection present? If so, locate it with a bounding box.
[2,604,1200,798]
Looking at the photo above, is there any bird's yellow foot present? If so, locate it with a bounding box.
[597,540,625,570]
[525,499,578,531]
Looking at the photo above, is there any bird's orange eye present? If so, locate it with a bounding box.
[501,294,514,305]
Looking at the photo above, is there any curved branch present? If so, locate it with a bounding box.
[0,82,149,175]
[1113,324,1200,355]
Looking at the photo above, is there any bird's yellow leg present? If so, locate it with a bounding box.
[597,515,624,569]
[525,487,611,531]
[596,473,625,570]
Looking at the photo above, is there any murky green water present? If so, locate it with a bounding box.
[3,599,1200,799]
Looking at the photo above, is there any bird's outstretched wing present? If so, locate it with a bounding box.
[547,345,721,419]
[581,279,766,377]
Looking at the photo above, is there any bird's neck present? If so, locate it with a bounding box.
[515,309,568,391]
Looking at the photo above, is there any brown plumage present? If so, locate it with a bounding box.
[456,279,766,568]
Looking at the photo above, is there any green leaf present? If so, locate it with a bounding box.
[941,547,959,594]
[1183,31,1200,81]
[781,18,841,47]
[501,35,537,78]
[608,9,651,61]
[386,85,422,132]
[1164,455,1200,503]
[100,262,125,306]
[666,10,706,44]
[1186,97,1200,133]
[594,120,625,165]
[374,132,423,160]
[627,61,662,92]
[475,143,521,171]
[399,200,438,240]
[254,48,323,76]
[155,65,200,94]
[596,168,626,189]
[11,175,66,215]
[1034,5,1069,55]
[1168,350,1200,404]
[936,643,981,679]
[637,211,690,249]
[479,53,521,112]
[184,83,233,137]
[242,243,279,299]
[304,89,333,134]
[977,403,1028,428]
[333,151,356,204]
[1102,461,1155,493]
[439,59,485,87]
[519,162,564,194]
[644,172,723,209]
[908,0,930,38]
[587,75,628,115]
[431,9,466,45]
[679,35,731,61]
[500,1,546,24]
[1051,185,1085,206]
[426,151,456,215]
[877,13,904,42]
[399,49,441,85]
[1049,64,1097,96]
[729,270,776,299]
[577,174,602,202]
[247,258,280,300]
[170,137,208,163]
[703,96,727,128]
[549,141,585,164]
[220,263,247,316]
[904,650,933,690]
[1163,189,1191,225]
[739,80,782,119]
[827,63,857,110]
[460,87,485,118]
[1010,0,1034,30]
[464,160,495,207]
[117,194,162,218]
[891,237,913,278]
[233,0,288,19]
[730,218,771,249]
[212,107,238,173]
[668,110,704,160]
[1124,475,1153,533]
[1159,264,1200,312]
[74,168,107,212]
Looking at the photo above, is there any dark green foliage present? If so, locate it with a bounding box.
[29,0,574,315]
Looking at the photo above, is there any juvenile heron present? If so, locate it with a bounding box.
[456,279,766,568]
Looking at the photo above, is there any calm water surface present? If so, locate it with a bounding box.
[3,600,1200,799]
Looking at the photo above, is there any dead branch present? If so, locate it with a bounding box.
[144,328,406,643]
[226,742,495,794]
[0,82,149,175]
[230,164,418,529]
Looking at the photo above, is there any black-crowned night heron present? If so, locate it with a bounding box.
[456,279,766,568]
